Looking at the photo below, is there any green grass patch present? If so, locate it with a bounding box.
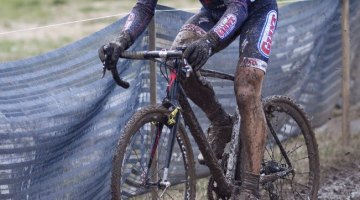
[0,0,121,25]
[196,177,209,199]
[79,6,100,13]
[0,0,53,24]
[0,37,72,62]
[52,0,68,5]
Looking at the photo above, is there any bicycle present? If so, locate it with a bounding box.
[103,49,320,200]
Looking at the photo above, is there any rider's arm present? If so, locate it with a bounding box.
[207,0,251,52]
[121,0,158,48]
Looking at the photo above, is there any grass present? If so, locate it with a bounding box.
[0,37,72,61]
[0,0,290,61]
[318,133,360,165]
[196,178,210,199]
[0,0,200,62]
[316,105,360,164]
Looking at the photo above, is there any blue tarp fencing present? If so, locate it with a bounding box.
[0,0,360,199]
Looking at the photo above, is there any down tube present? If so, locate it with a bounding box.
[177,86,233,196]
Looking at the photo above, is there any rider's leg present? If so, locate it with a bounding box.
[171,11,234,159]
[234,65,266,198]
[233,1,278,198]
[181,66,234,160]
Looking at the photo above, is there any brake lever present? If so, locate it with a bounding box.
[101,65,107,78]
[183,59,193,78]
[101,54,110,79]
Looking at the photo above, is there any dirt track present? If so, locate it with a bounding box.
[318,152,360,200]
[317,108,360,200]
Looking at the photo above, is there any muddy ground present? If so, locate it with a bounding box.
[318,154,360,200]
[317,106,360,200]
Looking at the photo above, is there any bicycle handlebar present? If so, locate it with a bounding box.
[120,50,183,60]
[109,67,130,89]
[103,49,234,88]
[104,50,184,89]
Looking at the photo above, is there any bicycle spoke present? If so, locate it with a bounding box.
[281,122,295,164]
[295,171,310,175]
[265,145,274,161]
[293,156,309,163]
[148,166,166,182]
[131,147,148,174]
[290,183,308,200]
[147,126,173,182]
[293,189,306,200]
[284,178,310,189]
[287,143,304,157]
[164,191,176,200]
[147,134,165,180]
[261,96,319,200]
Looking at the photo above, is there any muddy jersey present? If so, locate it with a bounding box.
[123,0,258,47]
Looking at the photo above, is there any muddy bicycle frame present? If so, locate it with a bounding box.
[104,49,235,196]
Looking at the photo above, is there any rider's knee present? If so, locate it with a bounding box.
[234,66,264,108]
[234,83,258,107]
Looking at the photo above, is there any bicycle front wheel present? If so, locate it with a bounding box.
[261,95,320,200]
[111,105,196,200]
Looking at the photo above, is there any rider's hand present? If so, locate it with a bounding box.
[98,31,132,69]
[183,37,214,71]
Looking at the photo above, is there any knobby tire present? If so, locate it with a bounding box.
[111,105,196,200]
[262,95,320,200]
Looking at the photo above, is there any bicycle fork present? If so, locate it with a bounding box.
[144,60,193,192]
[144,67,182,189]
[161,108,180,188]
[158,65,183,188]
[142,110,180,189]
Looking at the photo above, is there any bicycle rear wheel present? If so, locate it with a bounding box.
[111,105,196,200]
[261,95,320,200]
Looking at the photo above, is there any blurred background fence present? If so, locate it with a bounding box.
[0,0,359,199]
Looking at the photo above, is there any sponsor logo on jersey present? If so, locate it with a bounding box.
[258,10,277,58]
[214,14,237,39]
[124,12,135,30]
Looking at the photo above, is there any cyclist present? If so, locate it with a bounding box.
[99,0,278,199]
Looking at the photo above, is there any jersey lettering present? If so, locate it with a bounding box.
[258,10,277,58]
[214,14,237,39]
